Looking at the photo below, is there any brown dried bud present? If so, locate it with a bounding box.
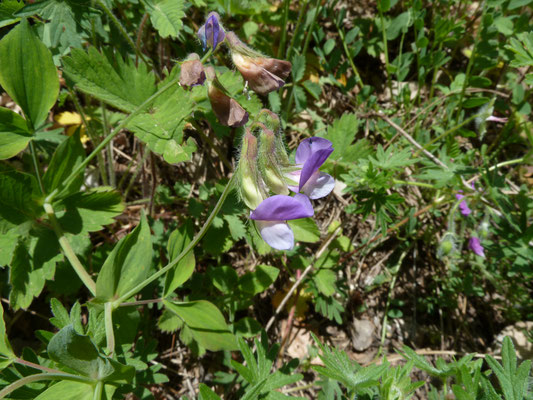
[179,53,206,88]
[226,32,292,96]
[205,66,249,127]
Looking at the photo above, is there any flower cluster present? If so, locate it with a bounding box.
[237,117,334,250]
[179,13,292,128]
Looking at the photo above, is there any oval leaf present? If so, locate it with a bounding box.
[0,107,32,159]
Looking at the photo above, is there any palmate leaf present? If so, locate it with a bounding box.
[62,47,157,113]
[127,84,197,163]
[144,0,185,38]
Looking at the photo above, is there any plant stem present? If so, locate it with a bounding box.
[44,203,97,296]
[29,141,44,194]
[487,157,524,172]
[115,173,237,306]
[46,76,180,204]
[104,302,115,356]
[285,0,308,60]
[336,23,363,89]
[378,1,393,97]
[392,179,437,189]
[14,357,64,374]
[93,381,104,400]
[101,103,116,187]
[95,0,151,68]
[277,0,291,58]
[0,373,94,399]
[200,48,213,64]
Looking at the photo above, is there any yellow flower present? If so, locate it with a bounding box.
[54,111,90,144]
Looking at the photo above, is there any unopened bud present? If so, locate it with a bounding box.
[438,232,456,257]
[205,66,249,127]
[257,124,289,195]
[197,12,225,51]
[238,131,265,209]
[258,109,281,133]
[179,53,205,88]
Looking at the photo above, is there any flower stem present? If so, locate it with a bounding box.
[44,203,97,296]
[93,381,104,400]
[45,76,180,204]
[392,179,437,189]
[277,0,291,59]
[29,141,44,195]
[115,173,237,306]
[0,373,93,399]
[104,302,115,356]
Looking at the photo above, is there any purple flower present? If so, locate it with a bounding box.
[286,137,335,199]
[468,236,485,257]
[455,193,472,216]
[250,194,314,250]
[179,53,206,88]
[197,12,225,51]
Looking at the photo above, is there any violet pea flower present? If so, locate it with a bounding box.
[455,193,472,216]
[287,137,335,199]
[250,194,314,250]
[197,12,225,51]
[468,236,485,257]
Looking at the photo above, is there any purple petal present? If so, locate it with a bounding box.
[197,25,207,50]
[302,171,335,199]
[468,236,485,257]
[255,220,294,250]
[455,193,471,216]
[250,194,314,221]
[295,138,334,191]
[295,137,333,165]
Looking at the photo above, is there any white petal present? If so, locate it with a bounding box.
[255,220,294,250]
[302,172,335,199]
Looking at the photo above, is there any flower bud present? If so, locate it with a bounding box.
[238,131,265,209]
[257,109,281,133]
[179,53,205,88]
[205,66,249,127]
[197,12,225,51]
[226,32,292,95]
[256,123,289,195]
[438,232,456,257]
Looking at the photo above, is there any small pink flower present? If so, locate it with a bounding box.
[468,236,485,257]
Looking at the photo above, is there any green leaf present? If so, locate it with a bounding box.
[0,18,59,129]
[0,229,19,267]
[50,298,71,329]
[314,269,337,296]
[0,304,15,369]
[238,265,279,295]
[144,0,185,38]
[224,214,246,241]
[288,217,320,243]
[15,0,95,49]
[0,169,40,225]
[158,308,182,333]
[58,188,124,234]
[42,130,85,197]
[164,220,195,296]
[207,265,238,294]
[96,211,152,301]
[48,325,134,382]
[198,384,222,400]
[0,0,24,28]
[163,300,238,351]
[0,106,32,159]
[127,85,196,164]
[34,380,116,400]
[291,54,306,83]
[322,114,372,164]
[62,47,157,113]
[463,96,490,109]
[508,0,533,9]
[234,317,262,338]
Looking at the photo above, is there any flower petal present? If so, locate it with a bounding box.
[302,171,335,199]
[250,194,314,221]
[295,138,333,190]
[255,220,294,250]
[468,236,485,257]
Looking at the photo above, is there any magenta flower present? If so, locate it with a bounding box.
[286,137,335,199]
[197,12,225,51]
[468,236,485,257]
[250,194,314,250]
[455,193,472,216]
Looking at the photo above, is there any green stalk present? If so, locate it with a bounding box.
[377,1,393,97]
[29,141,45,195]
[44,203,97,296]
[285,0,308,60]
[414,112,482,157]
[336,23,363,89]
[392,179,437,189]
[101,103,116,187]
[277,0,291,58]
[93,381,104,400]
[104,302,115,356]
[0,373,94,399]
[94,0,151,68]
[114,173,237,306]
[46,76,180,204]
